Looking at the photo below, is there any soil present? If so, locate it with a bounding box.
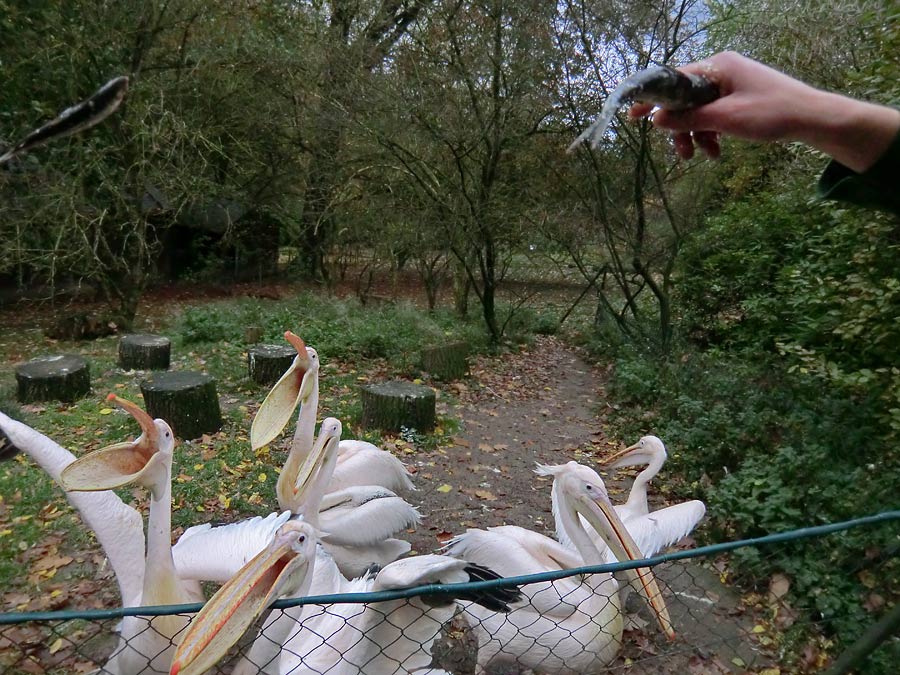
[405,336,774,674]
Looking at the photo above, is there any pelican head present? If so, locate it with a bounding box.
[170,520,318,675]
[599,435,667,469]
[250,330,320,450]
[60,394,174,498]
[290,417,342,512]
[536,461,675,640]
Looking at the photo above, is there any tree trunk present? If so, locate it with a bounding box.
[247,345,296,386]
[420,342,469,381]
[361,381,436,432]
[16,355,91,403]
[118,334,171,371]
[140,371,222,439]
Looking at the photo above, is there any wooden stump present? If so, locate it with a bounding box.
[361,381,436,433]
[118,334,171,371]
[247,344,296,386]
[420,341,469,381]
[140,371,222,439]
[16,355,90,403]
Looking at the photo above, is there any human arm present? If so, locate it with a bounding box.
[629,51,900,173]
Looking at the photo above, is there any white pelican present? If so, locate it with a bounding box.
[172,417,420,582]
[0,411,146,609]
[251,331,413,508]
[594,435,706,558]
[60,395,204,675]
[445,461,674,674]
[169,521,520,675]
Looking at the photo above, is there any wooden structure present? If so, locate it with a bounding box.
[420,341,469,381]
[15,355,90,403]
[361,381,436,432]
[140,371,222,439]
[118,334,171,370]
[247,344,295,386]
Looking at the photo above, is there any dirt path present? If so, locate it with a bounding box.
[406,336,771,674]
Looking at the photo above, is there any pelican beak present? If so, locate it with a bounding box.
[578,493,676,640]
[250,331,314,450]
[170,522,317,675]
[597,442,647,469]
[60,394,161,492]
[291,421,340,502]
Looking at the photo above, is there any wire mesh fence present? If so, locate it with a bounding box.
[1,511,897,675]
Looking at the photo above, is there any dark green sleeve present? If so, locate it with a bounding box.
[817,129,900,216]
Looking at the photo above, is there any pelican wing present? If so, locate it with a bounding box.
[375,554,522,613]
[173,511,293,583]
[324,537,411,579]
[317,486,421,546]
[444,527,584,617]
[624,500,706,559]
[333,440,416,492]
[0,413,145,607]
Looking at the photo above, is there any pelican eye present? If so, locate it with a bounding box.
[585,484,592,490]
[298,535,306,543]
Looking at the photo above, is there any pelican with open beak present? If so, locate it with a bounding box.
[170,520,318,675]
[61,394,202,675]
[251,331,413,512]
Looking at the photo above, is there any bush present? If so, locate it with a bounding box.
[174,293,490,370]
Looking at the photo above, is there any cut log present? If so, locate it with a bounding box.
[420,341,469,381]
[244,326,264,345]
[140,371,222,439]
[361,381,436,433]
[247,344,296,386]
[118,334,171,371]
[16,355,91,403]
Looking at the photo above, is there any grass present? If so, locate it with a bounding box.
[0,290,491,610]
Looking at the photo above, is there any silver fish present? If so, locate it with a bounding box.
[568,65,719,152]
[0,75,129,165]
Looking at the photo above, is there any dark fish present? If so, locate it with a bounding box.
[568,65,719,152]
[0,75,129,165]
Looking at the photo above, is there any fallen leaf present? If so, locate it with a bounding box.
[436,484,452,493]
[31,555,73,572]
[474,490,498,501]
[98,408,114,415]
[435,530,454,544]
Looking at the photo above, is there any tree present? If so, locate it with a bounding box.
[368,0,557,341]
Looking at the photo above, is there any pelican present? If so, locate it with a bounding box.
[172,417,419,583]
[60,395,203,674]
[445,461,674,674]
[170,521,521,675]
[593,435,706,558]
[0,411,145,608]
[251,331,413,509]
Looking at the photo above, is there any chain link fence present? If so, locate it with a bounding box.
[1,512,897,675]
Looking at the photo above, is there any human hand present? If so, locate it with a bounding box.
[629,51,822,160]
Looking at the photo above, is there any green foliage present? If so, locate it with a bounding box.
[175,293,490,370]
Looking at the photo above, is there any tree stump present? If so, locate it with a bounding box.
[16,355,91,403]
[140,372,222,439]
[118,334,171,371]
[361,381,436,433]
[420,341,469,381]
[247,344,296,386]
